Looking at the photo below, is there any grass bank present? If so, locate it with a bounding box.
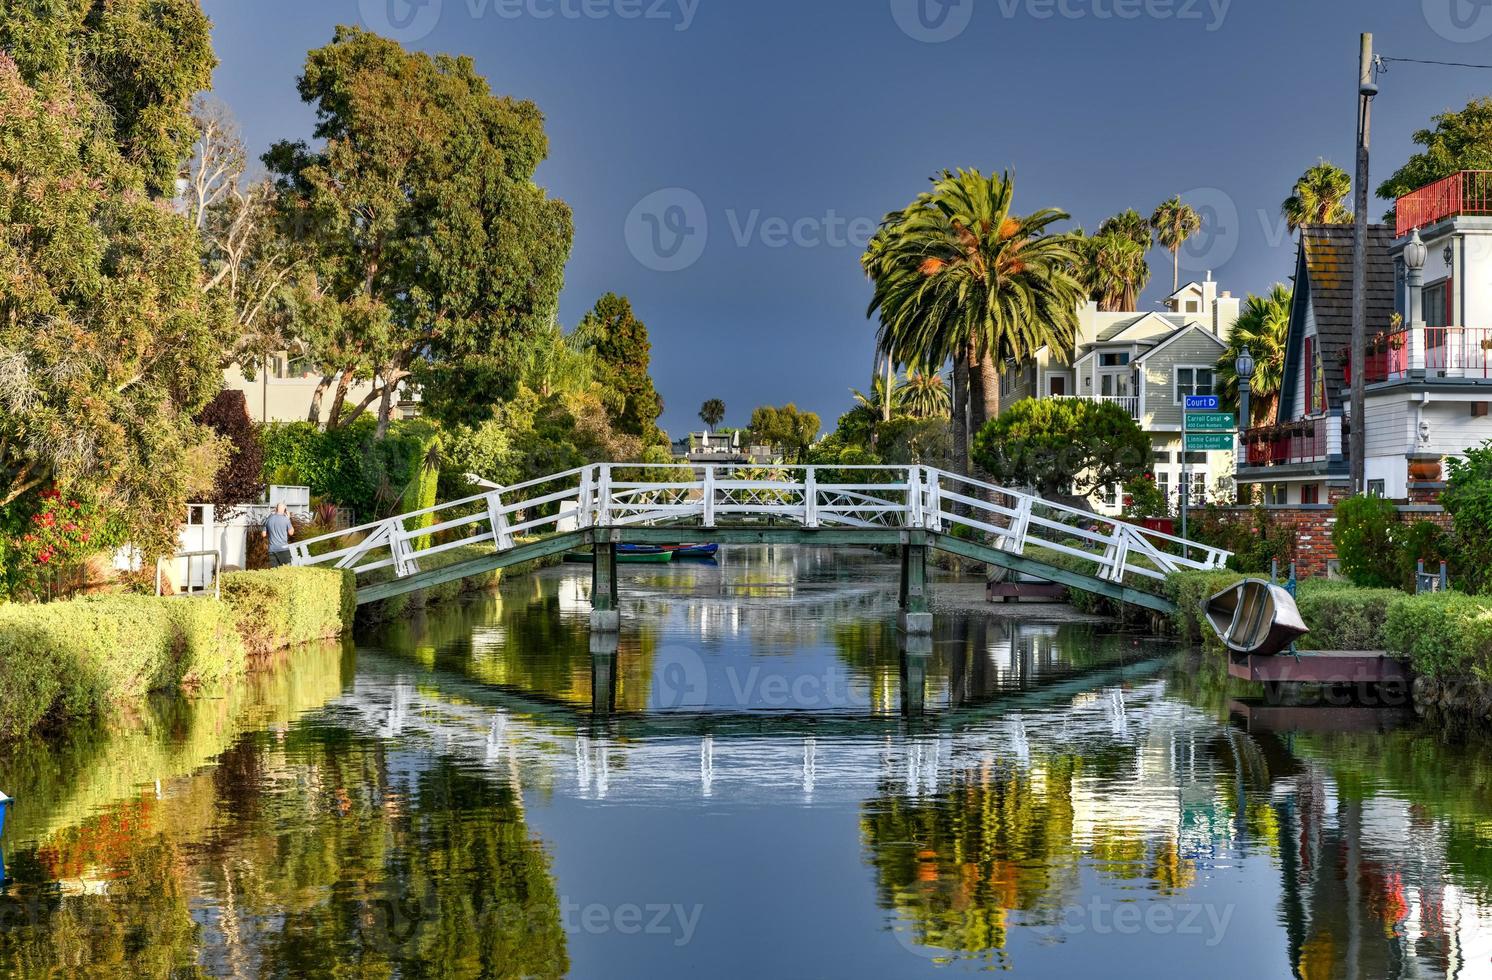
[0,567,352,740]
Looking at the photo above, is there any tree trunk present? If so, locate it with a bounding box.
[882,353,893,424]
[326,368,354,430]
[951,356,969,475]
[979,352,1001,434]
[965,343,986,450]
[307,374,333,425]
[1172,247,1180,294]
[375,382,396,440]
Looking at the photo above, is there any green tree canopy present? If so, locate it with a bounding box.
[1150,197,1200,293]
[266,27,574,436]
[1283,161,1353,233]
[1216,284,1292,426]
[699,398,726,431]
[971,399,1150,501]
[1377,97,1492,208]
[574,293,664,440]
[0,2,228,557]
[748,404,821,463]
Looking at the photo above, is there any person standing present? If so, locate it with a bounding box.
[263,502,296,568]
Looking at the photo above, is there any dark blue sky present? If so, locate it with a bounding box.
[203,0,1492,435]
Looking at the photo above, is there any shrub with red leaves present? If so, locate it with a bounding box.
[197,390,265,509]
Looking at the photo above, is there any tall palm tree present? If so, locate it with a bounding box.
[1150,197,1201,293]
[1099,208,1152,249]
[1216,284,1292,426]
[699,398,726,432]
[863,169,1083,470]
[898,370,951,419]
[1077,231,1149,312]
[1282,162,1353,234]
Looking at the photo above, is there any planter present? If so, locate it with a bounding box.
[1408,457,1443,482]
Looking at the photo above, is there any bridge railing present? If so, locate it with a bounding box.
[289,463,1230,586]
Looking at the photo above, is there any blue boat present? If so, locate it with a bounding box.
[665,543,719,559]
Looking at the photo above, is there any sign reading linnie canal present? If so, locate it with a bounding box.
[1185,432,1234,451]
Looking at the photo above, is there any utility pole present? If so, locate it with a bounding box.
[1349,32,1375,495]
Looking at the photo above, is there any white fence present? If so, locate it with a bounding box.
[289,465,1231,591]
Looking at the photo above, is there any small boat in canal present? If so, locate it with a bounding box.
[1202,579,1309,657]
[662,543,719,560]
[564,548,674,565]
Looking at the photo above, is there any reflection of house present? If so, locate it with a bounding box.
[1003,275,1242,514]
[1238,179,1492,505]
[223,353,420,426]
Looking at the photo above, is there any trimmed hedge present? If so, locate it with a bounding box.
[0,596,245,740]
[1383,592,1492,681]
[1293,581,1402,652]
[0,567,354,739]
[219,567,356,654]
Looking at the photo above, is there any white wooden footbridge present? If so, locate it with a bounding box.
[289,464,1230,627]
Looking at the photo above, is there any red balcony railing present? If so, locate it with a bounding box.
[1395,171,1492,237]
[1243,417,1336,468]
[1351,327,1492,383]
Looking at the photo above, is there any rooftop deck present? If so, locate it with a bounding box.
[1395,170,1492,237]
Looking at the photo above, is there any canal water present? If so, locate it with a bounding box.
[0,547,1488,978]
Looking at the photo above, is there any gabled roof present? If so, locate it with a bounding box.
[1280,223,1395,416]
[1093,311,1189,343]
[1168,280,1205,299]
[1131,323,1226,364]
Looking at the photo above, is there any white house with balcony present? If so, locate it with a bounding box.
[1001,274,1241,513]
[1237,174,1492,505]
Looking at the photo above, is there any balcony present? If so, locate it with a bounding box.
[1395,171,1492,237]
[1051,394,1141,420]
[1242,416,1341,469]
[1349,326,1492,384]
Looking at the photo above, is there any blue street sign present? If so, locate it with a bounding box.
[1185,395,1220,411]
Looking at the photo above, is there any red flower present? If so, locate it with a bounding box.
[67,500,81,510]
[63,523,77,532]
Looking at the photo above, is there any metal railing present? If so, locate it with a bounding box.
[290,464,1231,590]
[1395,170,1492,237]
[1243,417,1338,468]
[156,550,221,598]
[1358,326,1492,383]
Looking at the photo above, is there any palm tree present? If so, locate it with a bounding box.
[1099,208,1152,249]
[899,370,950,419]
[851,372,900,417]
[1150,197,1201,293]
[699,398,726,432]
[1282,162,1353,234]
[1077,231,1149,312]
[863,169,1083,470]
[1216,284,1292,426]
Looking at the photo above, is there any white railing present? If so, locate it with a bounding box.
[290,464,1231,589]
[1050,394,1141,420]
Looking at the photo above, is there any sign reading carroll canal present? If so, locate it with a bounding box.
[1186,412,1236,431]
[1185,432,1235,451]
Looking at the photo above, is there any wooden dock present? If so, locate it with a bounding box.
[1227,650,1410,686]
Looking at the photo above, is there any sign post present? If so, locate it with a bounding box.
[1182,395,1224,540]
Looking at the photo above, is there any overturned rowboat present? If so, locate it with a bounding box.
[1202,579,1310,657]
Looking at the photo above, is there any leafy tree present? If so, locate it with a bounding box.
[971,399,1149,502]
[864,170,1083,472]
[898,370,950,419]
[1332,495,1400,589]
[1215,285,1292,426]
[748,405,820,463]
[1075,230,1149,313]
[1377,97,1492,210]
[266,27,574,436]
[0,3,228,558]
[699,398,726,431]
[1441,442,1492,594]
[1283,161,1353,233]
[1150,197,1200,293]
[196,391,265,510]
[574,293,663,440]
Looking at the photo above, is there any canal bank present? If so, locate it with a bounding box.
[0,545,1487,977]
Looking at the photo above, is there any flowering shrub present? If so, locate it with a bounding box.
[8,490,121,600]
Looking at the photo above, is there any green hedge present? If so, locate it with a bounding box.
[1293,580,1402,652]
[1161,570,1247,646]
[1383,592,1492,681]
[0,596,245,740]
[219,567,356,655]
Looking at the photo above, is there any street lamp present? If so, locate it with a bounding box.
[1235,346,1256,506]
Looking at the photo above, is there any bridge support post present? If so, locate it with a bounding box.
[900,633,931,717]
[898,540,932,635]
[590,540,620,632]
[590,633,618,716]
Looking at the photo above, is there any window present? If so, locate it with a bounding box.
[1101,484,1119,508]
[1156,471,1171,503]
[1186,300,1199,313]
[1425,280,1450,329]
[1367,480,1386,498]
[1178,472,1206,504]
[1304,337,1316,415]
[1183,451,1208,465]
[1100,352,1131,367]
[1267,484,1287,505]
[1175,366,1215,404]
[1301,485,1321,505]
[1153,450,1173,465]
[1048,376,1067,396]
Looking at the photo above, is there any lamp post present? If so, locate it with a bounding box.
[1235,346,1256,506]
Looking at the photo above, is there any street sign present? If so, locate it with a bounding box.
[1185,395,1220,411]
[1185,412,1236,431]
[1185,433,1234,451]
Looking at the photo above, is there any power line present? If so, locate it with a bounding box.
[1379,55,1492,71]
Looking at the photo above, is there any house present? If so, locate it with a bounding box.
[223,353,420,426]
[1002,274,1242,514]
[670,431,779,466]
[1238,174,1492,507]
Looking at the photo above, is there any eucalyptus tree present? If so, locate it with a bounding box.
[1282,161,1353,233]
[1216,284,1292,426]
[863,170,1083,473]
[1150,197,1201,293]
